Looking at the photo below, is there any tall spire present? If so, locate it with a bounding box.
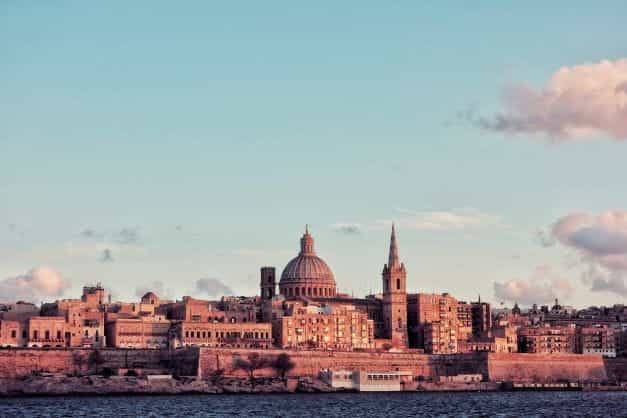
[388,223,401,269]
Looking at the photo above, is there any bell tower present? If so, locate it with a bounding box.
[382,224,408,348]
[260,267,276,300]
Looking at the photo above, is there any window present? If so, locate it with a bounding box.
[11,330,16,338]
[22,330,27,339]
[33,330,38,339]
[397,279,401,290]
[57,331,62,340]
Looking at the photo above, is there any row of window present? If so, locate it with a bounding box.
[280,287,336,297]
[31,330,63,340]
[184,330,270,340]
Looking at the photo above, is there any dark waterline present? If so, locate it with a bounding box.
[1,391,626,418]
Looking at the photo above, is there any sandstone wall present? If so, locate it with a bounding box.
[0,348,172,378]
[604,357,627,382]
[197,348,488,380]
[487,353,608,383]
[1,348,625,384]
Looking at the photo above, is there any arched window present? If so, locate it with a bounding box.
[397,279,401,290]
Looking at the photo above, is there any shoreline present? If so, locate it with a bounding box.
[1,376,626,398]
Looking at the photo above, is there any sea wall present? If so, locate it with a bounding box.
[1,348,625,384]
[0,348,186,378]
[604,357,627,382]
[196,348,488,380]
[487,353,608,383]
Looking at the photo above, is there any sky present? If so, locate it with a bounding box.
[2,1,627,308]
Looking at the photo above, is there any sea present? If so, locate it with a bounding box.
[0,392,626,418]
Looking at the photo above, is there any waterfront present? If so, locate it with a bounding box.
[1,392,626,417]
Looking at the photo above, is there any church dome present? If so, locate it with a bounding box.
[141,292,159,305]
[279,226,337,298]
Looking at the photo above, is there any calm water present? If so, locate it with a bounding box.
[0,392,626,418]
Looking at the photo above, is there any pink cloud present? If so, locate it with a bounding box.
[547,210,627,297]
[494,266,574,306]
[479,59,627,140]
[0,267,70,303]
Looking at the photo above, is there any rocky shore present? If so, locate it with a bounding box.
[0,375,339,397]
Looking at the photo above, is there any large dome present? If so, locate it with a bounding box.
[279,226,337,298]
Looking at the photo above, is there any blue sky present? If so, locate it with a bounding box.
[2,2,627,307]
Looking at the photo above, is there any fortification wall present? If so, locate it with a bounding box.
[1,348,624,384]
[487,353,608,383]
[196,348,488,379]
[604,357,627,382]
[0,348,172,378]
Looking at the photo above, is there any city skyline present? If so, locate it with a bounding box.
[2,2,627,308]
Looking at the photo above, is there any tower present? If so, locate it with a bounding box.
[382,224,408,348]
[260,267,276,300]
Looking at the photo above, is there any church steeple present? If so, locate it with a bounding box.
[388,223,401,270]
[381,223,407,348]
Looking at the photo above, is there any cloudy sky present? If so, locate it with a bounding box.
[1,2,627,308]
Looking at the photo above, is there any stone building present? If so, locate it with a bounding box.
[0,319,26,347]
[217,296,260,324]
[40,284,107,348]
[105,316,171,349]
[27,317,67,348]
[275,300,374,350]
[576,325,616,357]
[471,299,492,336]
[518,325,576,354]
[456,302,473,342]
[407,293,459,353]
[170,321,272,349]
[458,326,518,353]
[165,296,225,323]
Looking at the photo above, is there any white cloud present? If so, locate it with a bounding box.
[493,265,574,306]
[552,210,627,271]
[0,267,70,303]
[390,208,504,231]
[544,210,627,297]
[479,58,627,140]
